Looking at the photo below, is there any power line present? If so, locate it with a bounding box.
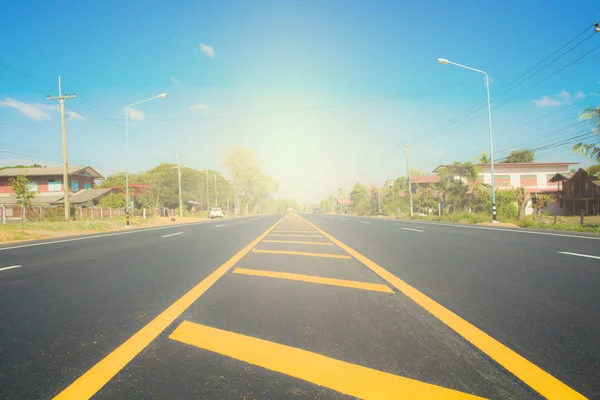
[416,23,599,144]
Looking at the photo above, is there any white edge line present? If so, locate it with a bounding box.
[215,224,225,228]
[346,215,600,241]
[0,217,253,252]
[401,227,424,233]
[360,221,369,224]
[0,265,23,272]
[557,251,600,260]
[161,232,184,238]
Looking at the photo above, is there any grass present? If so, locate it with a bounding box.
[518,215,600,233]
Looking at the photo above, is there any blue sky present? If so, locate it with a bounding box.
[1,0,600,202]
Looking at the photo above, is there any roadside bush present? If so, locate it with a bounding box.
[495,190,518,222]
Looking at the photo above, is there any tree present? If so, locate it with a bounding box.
[587,164,600,178]
[1,164,43,170]
[502,149,534,163]
[9,175,36,209]
[97,193,126,208]
[475,151,490,163]
[223,147,278,215]
[349,181,367,205]
[574,106,600,161]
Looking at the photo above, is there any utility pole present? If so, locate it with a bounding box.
[47,76,76,221]
[401,144,414,217]
[176,150,183,218]
[214,171,218,207]
[206,169,210,218]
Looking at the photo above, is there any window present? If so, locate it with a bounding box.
[71,180,79,191]
[27,180,38,192]
[48,179,61,192]
[520,174,537,187]
[494,175,511,187]
[84,182,92,190]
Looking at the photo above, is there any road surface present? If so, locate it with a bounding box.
[0,213,598,399]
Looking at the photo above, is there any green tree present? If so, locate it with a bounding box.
[0,164,43,170]
[587,164,600,178]
[97,193,126,208]
[502,149,535,163]
[9,175,36,209]
[223,147,278,215]
[349,182,366,205]
[574,106,600,161]
[475,151,490,163]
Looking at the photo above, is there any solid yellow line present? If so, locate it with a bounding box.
[233,268,393,293]
[268,234,323,238]
[262,240,333,246]
[170,321,481,400]
[298,216,586,400]
[252,248,351,259]
[53,216,286,400]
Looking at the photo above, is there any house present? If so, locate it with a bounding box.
[549,168,600,215]
[433,162,576,192]
[433,162,578,215]
[410,175,440,192]
[0,165,106,206]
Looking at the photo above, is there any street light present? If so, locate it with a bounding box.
[437,58,497,222]
[124,93,168,225]
[356,143,382,215]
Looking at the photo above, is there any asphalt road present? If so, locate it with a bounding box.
[0,213,598,399]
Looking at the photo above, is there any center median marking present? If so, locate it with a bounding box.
[299,215,586,400]
[252,248,351,259]
[233,267,393,293]
[53,215,286,400]
[169,321,482,400]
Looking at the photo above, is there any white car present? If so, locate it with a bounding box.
[209,208,224,219]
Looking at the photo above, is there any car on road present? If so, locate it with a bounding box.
[209,208,224,219]
[286,207,295,213]
[313,207,322,214]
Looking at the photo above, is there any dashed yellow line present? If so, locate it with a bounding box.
[262,240,333,246]
[252,248,351,259]
[299,215,586,400]
[170,321,482,400]
[233,268,393,293]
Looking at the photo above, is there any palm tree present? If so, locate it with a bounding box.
[574,106,600,161]
[475,151,490,163]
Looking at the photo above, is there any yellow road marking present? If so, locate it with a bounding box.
[170,321,482,400]
[252,248,351,259]
[268,234,323,238]
[262,240,333,246]
[271,230,318,234]
[299,216,586,400]
[53,216,286,400]
[233,268,394,293]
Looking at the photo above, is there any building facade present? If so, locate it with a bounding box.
[0,166,103,195]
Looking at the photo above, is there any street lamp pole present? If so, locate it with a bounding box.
[124,93,168,225]
[437,58,497,222]
[356,144,382,215]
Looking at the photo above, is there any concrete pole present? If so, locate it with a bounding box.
[47,76,75,221]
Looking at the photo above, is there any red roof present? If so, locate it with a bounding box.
[411,175,440,184]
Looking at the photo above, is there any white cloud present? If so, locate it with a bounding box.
[127,108,146,121]
[190,103,209,111]
[199,44,216,58]
[557,89,571,100]
[575,91,586,99]
[40,103,85,120]
[170,76,181,84]
[532,96,563,108]
[0,97,51,120]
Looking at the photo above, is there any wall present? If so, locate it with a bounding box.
[479,165,569,190]
[0,174,95,194]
